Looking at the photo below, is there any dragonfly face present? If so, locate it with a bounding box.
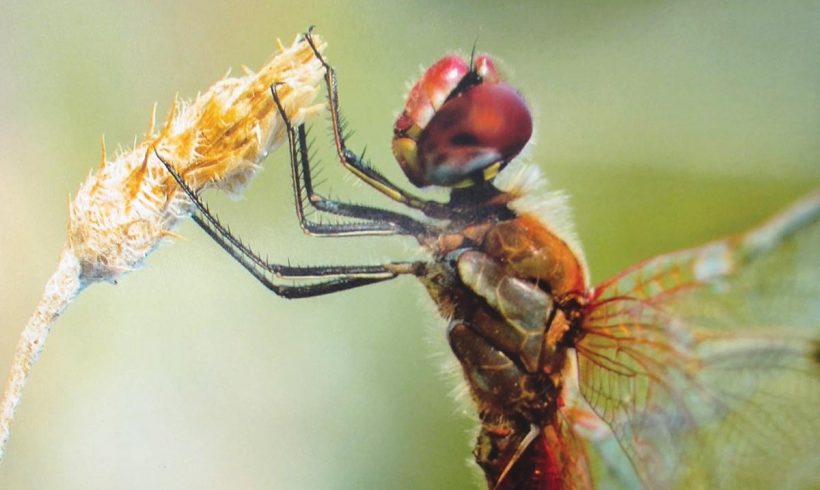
[161,29,820,490]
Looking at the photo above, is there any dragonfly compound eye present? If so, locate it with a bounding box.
[392,55,533,188]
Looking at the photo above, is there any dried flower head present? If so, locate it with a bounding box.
[0,34,326,461]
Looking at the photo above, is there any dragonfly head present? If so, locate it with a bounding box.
[392,54,533,188]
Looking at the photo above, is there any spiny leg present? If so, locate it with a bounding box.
[302,27,452,219]
[271,84,428,237]
[191,214,412,299]
[295,123,430,235]
[156,150,422,298]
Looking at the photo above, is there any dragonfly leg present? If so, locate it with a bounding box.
[271,84,430,237]
[302,28,452,219]
[191,212,422,298]
[156,149,424,297]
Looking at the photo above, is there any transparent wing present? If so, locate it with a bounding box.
[575,190,820,489]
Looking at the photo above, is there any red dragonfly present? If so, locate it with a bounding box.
[159,29,820,489]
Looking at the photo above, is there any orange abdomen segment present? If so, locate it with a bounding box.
[482,214,586,297]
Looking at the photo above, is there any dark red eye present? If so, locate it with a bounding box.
[392,54,532,188]
[394,56,470,136]
[416,83,532,186]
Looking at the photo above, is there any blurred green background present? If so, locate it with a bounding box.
[0,1,818,489]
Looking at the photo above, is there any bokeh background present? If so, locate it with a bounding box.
[1,1,818,489]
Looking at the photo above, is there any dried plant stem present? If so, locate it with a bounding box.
[0,251,84,460]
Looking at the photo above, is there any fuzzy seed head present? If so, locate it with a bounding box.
[67,35,325,284]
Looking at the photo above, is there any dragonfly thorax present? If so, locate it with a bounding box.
[420,244,578,490]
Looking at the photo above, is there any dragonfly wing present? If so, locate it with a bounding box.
[575,190,820,489]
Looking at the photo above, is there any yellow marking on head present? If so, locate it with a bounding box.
[451,161,503,189]
[405,123,423,140]
[452,177,476,189]
[482,161,502,181]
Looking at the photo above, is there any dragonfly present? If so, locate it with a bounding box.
[158,29,820,489]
